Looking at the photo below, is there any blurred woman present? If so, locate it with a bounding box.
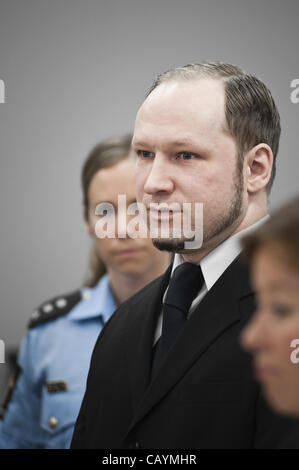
[240,195,299,418]
[0,135,170,448]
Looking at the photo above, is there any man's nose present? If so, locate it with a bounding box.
[144,155,174,195]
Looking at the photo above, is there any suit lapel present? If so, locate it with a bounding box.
[124,264,172,410]
[126,255,253,434]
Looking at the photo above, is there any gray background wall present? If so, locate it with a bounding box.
[0,0,298,391]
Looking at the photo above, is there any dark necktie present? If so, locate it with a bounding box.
[151,262,204,379]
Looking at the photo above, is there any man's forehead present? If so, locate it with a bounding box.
[141,78,225,109]
[133,82,226,145]
[134,78,226,132]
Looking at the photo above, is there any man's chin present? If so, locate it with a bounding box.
[152,238,189,252]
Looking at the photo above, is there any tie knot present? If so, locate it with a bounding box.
[164,262,204,315]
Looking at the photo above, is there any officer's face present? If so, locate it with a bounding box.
[133,79,246,256]
[241,243,299,418]
[86,158,168,276]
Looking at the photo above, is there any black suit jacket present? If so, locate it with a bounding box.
[71,257,299,449]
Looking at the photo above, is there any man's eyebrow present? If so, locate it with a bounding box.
[132,139,196,148]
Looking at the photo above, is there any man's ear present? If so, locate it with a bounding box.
[245,143,273,194]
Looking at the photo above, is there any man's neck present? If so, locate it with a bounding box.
[181,206,267,265]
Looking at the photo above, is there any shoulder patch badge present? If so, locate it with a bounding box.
[28,289,82,329]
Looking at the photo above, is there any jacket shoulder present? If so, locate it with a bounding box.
[115,268,170,313]
[28,289,82,329]
[101,265,172,328]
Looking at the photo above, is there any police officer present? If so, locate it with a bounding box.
[0,135,170,448]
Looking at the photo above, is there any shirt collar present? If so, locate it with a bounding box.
[172,215,270,291]
[68,273,117,322]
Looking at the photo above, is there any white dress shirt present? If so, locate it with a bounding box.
[153,215,269,345]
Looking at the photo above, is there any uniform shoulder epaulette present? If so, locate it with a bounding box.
[28,289,82,329]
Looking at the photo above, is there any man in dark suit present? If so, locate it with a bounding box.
[71,62,299,449]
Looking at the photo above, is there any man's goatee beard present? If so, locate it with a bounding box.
[152,238,189,252]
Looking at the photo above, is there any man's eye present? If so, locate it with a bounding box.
[138,150,154,158]
[178,152,197,160]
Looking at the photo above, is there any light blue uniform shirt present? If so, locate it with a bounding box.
[0,274,117,449]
